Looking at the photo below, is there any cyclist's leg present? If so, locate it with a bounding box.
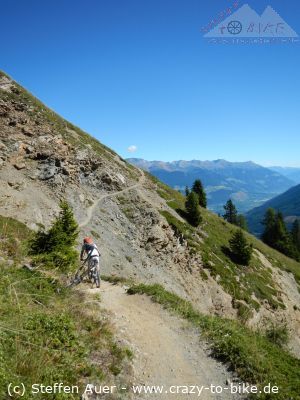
[91,257,100,288]
[95,258,100,288]
[87,258,93,279]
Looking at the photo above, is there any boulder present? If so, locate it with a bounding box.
[147,225,167,244]
[13,162,26,170]
[22,127,34,137]
[39,159,58,180]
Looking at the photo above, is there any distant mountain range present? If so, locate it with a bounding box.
[269,167,300,184]
[127,158,296,214]
[246,184,300,236]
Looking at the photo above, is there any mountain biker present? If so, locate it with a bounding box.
[80,237,101,288]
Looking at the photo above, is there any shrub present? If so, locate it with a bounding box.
[24,313,77,349]
[265,323,289,347]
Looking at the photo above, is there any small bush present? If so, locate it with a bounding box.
[265,323,289,347]
[235,302,253,322]
[90,230,100,239]
[24,313,77,349]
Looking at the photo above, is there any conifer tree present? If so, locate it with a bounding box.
[262,208,296,259]
[291,219,300,247]
[261,208,277,247]
[291,219,300,259]
[229,229,252,265]
[236,214,248,231]
[48,201,79,247]
[223,199,238,225]
[185,186,190,197]
[185,192,202,227]
[29,201,79,271]
[192,179,207,208]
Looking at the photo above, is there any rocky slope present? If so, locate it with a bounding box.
[1,71,300,358]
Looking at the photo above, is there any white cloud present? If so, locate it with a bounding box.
[127,145,138,153]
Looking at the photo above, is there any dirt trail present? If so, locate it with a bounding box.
[79,171,145,228]
[87,282,242,400]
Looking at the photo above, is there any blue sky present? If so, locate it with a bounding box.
[1,0,299,166]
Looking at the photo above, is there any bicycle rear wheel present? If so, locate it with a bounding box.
[93,270,100,288]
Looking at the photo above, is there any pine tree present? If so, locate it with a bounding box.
[262,208,296,259]
[261,208,277,247]
[229,229,252,266]
[192,179,207,208]
[272,212,292,255]
[48,201,79,248]
[185,192,202,227]
[185,186,190,197]
[29,201,79,271]
[223,199,238,225]
[291,219,300,248]
[291,219,300,258]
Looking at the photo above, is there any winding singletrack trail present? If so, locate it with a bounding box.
[87,282,242,400]
[79,171,145,228]
[82,170,242,399]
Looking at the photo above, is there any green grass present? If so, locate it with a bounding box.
[127,283,300,400]
[159,210,202,254]
[117,196,136,221]
[0,216,33,261]
[199,209,285,310]
[0,217,132,399]
[90,230,101,240]
[156,185,299,312]
[101,274,132,285]
[253,238,300,286]
[0,266,131,399]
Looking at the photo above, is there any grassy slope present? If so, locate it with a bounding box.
[0,217,131,399]
[150,175,300,316]
[127,283,300,400]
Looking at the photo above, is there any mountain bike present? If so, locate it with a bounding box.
[67,258,100,288]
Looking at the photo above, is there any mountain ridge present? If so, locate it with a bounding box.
[246,183,300,235]
[269,166,300,184]
[127,158,295,213]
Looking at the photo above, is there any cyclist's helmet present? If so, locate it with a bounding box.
[83,237,93,244]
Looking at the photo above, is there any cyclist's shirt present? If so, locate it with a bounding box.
[81,243,100,260]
